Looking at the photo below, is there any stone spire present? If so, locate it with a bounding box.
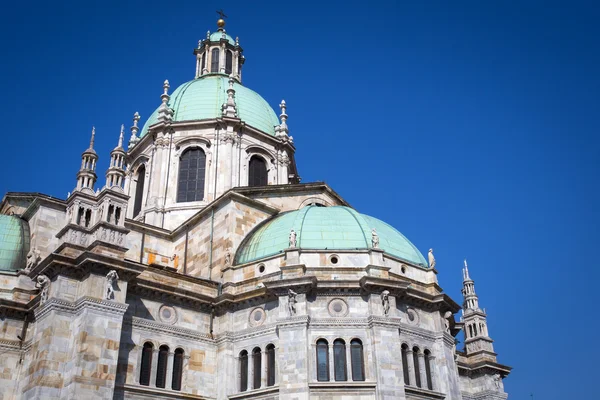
[461,259,495,355]
[276,100,290,139]
[75,127,99,192]
[157,80,174,123]
[222,75,237,117]
[105,125,127,189]
[128,112,141,148]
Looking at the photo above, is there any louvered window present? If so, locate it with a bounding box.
[239,350,248,391]
[156,345,169,388]
[177,148,206,202]
[226,50,233,75]
[316,339,329,381]
[248,156,267,187]
[139,342,153,386]
[266,344,276,386]
[211,48,220,72]
[350,339,365,381]
[401,343,410,385]
[172,348,184,391]
[333,339,347,381]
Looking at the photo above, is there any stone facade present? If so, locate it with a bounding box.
[0,18,510,400]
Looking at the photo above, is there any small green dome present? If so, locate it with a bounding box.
[140,75,280,137]
[235,206,428,267]
[209,31,235,45]
[0,215,30,271]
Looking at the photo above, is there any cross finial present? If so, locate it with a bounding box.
[216,9,227,19]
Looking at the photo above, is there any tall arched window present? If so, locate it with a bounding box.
[225,50,233,75]
[468,325,473,338]
[156,345,169,388]
[177,148,206,202]
[248,155,267,187]
[139,342,153,386]
[424,349,433,390]
[172,348,184,391]
[316,339,329,382]
[201,52,206,72]
[350,339,365,381]
[401,343,410,385]
[211,48,220,72]
[413,347,422,388]
[252,347,262,389]
[133,164,145,217]
[333,339,347,381]
[266,344,276,387]
[239,350,248,391]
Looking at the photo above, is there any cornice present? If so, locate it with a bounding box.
[34,296,128,321]
[128,316,214,344]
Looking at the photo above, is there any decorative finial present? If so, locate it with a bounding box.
[216,9,227,29]
[206,30,210,40]
[117,124,124,148]
[279,100,289,134]
[163,80,170,96]
[133,112,140,128]
[222,74,237,117]
[463,259,470,280]
[198,39,202,48]
[235,36,239,46]
[89,126,96,149]
[129,112,141,148]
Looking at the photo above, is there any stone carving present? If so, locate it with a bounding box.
[101,228,107,240]
[380,290,390,316]
[105,270,119,300]
[70,230,78,243]
[288,229,297,248]
[79,233,87,246]
[287,289,297,316]
[493,374,501,389]
[117,233,124,246]
[328,298,349,317]
[428,248,436,269]
[443,311,452,332]
[26,248,41,269]
[159,305,178,325]
[249,307,266,327]
[371,228,380,249]
[224,249,231,267]
[109,230,116,243]
[35,274,50,304]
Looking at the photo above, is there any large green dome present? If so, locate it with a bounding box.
[0,215,30,271]
[235,206,428,267]
[140,75,280,137]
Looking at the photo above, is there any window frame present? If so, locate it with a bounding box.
[316,339,330,382]
[211,48,220,72]
[350,339,365,381]
[248,155,268,187]
[139,342,153,386]
[177,147,207,203]
[333,339,347,381]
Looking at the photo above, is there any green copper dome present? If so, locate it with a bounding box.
[235,206,428,267]
[140,75,280,137]
[0,215,30,271]
[209,31,235,45]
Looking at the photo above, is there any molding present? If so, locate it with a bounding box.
[228,385,279,399]
[308,381,377,392]
[404,385,446,399]
[116,383,211,399]
[276,315,310,329]
[400,323,440,342]
[34,296,128,321]
[129,316,214,343]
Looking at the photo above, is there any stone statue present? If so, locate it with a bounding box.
[26,248,41,269]
[224,250,231,267]
[288,229,297,248]
[428,248,436,269]
[380,290,390,316]
[371,228,380,249]
[443,311,452,332]
[105,270,119,300]
[493,374,501,389]
[35,274,50,304]
[287,288,297,316]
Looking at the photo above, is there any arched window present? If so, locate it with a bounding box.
[211,48,220,72]
[252,347,262,389]
[350,339,365,381]
[333,339,347,381]
[248,155,267,187]
[225,50,233,75]
[156,345,169,388]
[201,52,206,72]
[424,349,433,390]
[316,339,329,382]
[239,350,248,391]
[172,348,184,391]
[413,347,422,388]
[473,324,478,336]
[401,343,410,385]
[177,148,206,202]
[468,325,473,338]
[266,344,276,387]
[139,342,153,386]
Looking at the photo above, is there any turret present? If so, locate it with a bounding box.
[461,260,495,355]
[75,127,99,193]
[105,125,127,190]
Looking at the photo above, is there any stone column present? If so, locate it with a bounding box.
[261,349,267,388]
[427,355,438,391]
[418,352,427,389]
[248,351,254,391]
[150,348,158,387]
[328,344,335,381]
[346,341,353,381]
[165,351,175,390]
[407,348,417,386]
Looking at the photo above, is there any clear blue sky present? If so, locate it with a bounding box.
[1,1,598,398]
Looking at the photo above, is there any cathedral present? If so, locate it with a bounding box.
[0,17,511,400]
